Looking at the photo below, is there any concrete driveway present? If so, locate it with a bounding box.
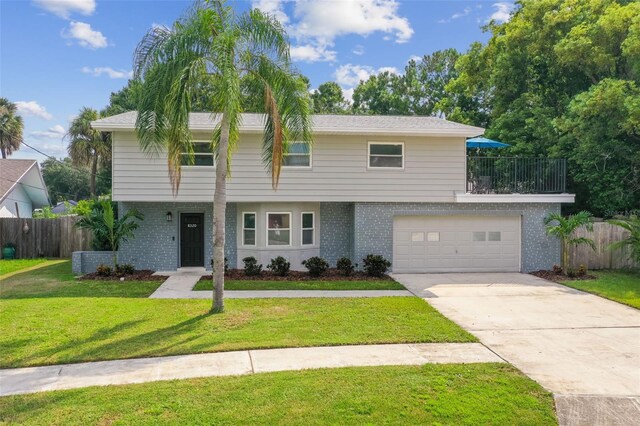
[393,273,640,425]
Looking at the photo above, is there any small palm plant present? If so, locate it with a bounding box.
[76,201,144,270]
[607,215,640,264]
[544,211,596,273]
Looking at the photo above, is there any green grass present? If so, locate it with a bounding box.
[0,258,52,277]
[194,278,406,291]
[0,261,162,299]
[0,364,557,425]
[560,270,640,309]
[0,296,474,368]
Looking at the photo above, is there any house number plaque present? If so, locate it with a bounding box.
[187,224,197,228]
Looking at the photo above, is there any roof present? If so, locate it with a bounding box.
[52,200,78,214]
[91,111,484,137]
[0,159,50,208]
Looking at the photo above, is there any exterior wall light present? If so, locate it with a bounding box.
[166,211,173,222]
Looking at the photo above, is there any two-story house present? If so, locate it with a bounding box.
[89,112,574,274]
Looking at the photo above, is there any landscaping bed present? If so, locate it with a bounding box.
[530,269,596,282]
[194,278,405,291]
[81,270,168,281]
[203,268,394,281]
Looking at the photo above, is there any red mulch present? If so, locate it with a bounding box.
[80,270,169,281]
[530,270,596,283]
[202,268,392,281]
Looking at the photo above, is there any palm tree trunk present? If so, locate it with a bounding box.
[1,145,6,159]
[90,154,98,198]
[212,115,229,313]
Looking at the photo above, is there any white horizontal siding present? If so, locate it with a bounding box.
[112,132,466,202]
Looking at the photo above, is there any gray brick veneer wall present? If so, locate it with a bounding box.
[71,251,114,274]
[118,202,237,271]
[353,202,561,272]
[319,202,354,267]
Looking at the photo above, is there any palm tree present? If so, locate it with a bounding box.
[0,98,24,158]
[607,215,640,264]
[133,0,312,313]
[544,211,596,273]
[67,107,111,198]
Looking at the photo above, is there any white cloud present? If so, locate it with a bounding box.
[81,66,132,79]
[63,21,107,49]
[290,43,336,62]
[352,44,365,56]
[489,2,514,23]
[252,0,413,62]
[15,101,53,120]
[31,124,66,139]
[33,0,96,19]
[438,6,471,24]
[408,55,421,63]
[334,63,398,87]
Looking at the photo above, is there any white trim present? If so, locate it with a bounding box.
[301,211,315,246]
[282,142,312,169]
[455,192,575,204]
[266,211,292,246]
[367,141,404,170]
[241,212,257,247]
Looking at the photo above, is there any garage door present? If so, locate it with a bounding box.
[393,215,521,273]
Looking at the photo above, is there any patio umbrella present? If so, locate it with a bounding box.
[466,137,510,149]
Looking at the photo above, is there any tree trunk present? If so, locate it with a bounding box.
[90,154,98,198]
[562,239,569,272]
[212,115,230,313]
[1,146,6,159]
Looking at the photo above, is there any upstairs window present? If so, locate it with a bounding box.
[181,141,214,166]
[368,142,404,169]
[283,142,311,168]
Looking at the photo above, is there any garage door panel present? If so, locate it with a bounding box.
[393,215,521,273]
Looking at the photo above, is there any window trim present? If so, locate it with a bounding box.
[266,211,292,247]
[241,212,257,247]
[181,140,215,168]
[367,141,404,170]
[282,141,312,169]
[301,211,315,246]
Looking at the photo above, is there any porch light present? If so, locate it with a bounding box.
[166,211,173,222]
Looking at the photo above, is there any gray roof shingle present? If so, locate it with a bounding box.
[0,159,37,200]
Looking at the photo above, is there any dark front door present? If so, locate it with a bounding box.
[180,213,205,267]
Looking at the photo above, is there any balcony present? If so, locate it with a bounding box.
[459,157,574,203]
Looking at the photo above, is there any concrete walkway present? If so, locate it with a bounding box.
[150,270,413,299]
[393,272,640,426]
[0,343,500,396]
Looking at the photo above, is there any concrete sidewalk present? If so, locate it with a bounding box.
[0,343,501,396]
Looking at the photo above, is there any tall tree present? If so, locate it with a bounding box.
[0,98,24,158]
[311,82,349,114]
[133,0,312,313]
[41,158,92,203]
[67,107,111,198]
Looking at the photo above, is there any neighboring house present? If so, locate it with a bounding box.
[51,200,78,215]
[0,159,50,218]
[90,112,574,273]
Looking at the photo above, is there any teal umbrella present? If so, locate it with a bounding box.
[466,137,510,148]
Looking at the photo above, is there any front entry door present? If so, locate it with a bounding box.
[180,213,205,267]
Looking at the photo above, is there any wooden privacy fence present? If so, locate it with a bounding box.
[0,216,92,259]
[569,222,638,270]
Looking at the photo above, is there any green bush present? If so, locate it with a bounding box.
[242,256,262,276]
[267,256,290,277]
[362,254,391,278]
[302,256,329,277]
[115,264,135,275]
[336,257,355,276]
[96,264,112,277]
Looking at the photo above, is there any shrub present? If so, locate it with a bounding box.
[267,256,290,277]
[211,257,229,273]
[552,264,563,275]
[567,268,577,278]
[336,257,355,276]
[242,256,262,276]
[96,264,112,277]
[115,264,135,275]
[302,256,329,277]
[362,254,391,278]
[576,264,587,277]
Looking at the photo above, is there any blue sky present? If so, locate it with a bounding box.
[1,0,513,161]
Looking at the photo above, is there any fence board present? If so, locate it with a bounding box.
[0,217,92,259]
[569,222,638,270]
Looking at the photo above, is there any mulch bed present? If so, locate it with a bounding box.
[201,268,392,281]
[80,270,169,281]
[530,270,596,283]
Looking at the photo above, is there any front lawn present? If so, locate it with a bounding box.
[559,270,640,309]
[0,296,474,368]
[0,364,556,425]
[194,278,405,291]
[0,261,162,299]
[0,258,57,277]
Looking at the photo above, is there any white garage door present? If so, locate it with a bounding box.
[393,215,521,273]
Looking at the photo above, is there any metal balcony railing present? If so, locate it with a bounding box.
[467,157,567,194]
